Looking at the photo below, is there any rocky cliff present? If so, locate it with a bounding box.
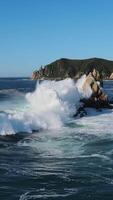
[32,58,113,80]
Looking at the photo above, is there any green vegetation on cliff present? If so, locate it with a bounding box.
[32,58,113,80]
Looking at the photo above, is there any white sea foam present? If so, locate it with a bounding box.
[0,76,105,136]
[76,74,92,98]
[0,113,15,136]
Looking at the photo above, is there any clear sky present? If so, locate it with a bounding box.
[0,0,113,77]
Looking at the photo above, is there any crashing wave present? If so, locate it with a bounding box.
[0,76,92,135]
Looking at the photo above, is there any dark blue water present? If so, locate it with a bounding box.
[0,77,36,91]
[0,78,113,200]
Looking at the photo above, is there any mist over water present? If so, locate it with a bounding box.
[0,78,113,200]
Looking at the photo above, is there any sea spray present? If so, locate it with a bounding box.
[0,113,15,135]
[26,79,80,129]
[76,74,92,98]
[0,77,92,135]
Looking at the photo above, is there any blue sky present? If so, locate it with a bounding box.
[0,0,113,77]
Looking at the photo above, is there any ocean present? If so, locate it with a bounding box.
[0,77,113,200]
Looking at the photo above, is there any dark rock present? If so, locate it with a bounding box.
[80,98,113,109]
[74,105,87,118]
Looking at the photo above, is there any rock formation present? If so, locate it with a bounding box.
[74,68,113,118]
[110,73,113,79]
[80,68,113,110]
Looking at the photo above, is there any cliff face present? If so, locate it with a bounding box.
[32,58,113,80]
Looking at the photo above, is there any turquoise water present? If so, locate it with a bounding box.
[0,79,113,200]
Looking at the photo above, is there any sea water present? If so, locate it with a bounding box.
[0,77,113,200]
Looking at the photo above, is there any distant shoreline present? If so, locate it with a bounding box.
[32,57,113,80]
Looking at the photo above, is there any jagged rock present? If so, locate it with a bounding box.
[81,69,113,109]
[110,73,113,79]
[75,69,113,118]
